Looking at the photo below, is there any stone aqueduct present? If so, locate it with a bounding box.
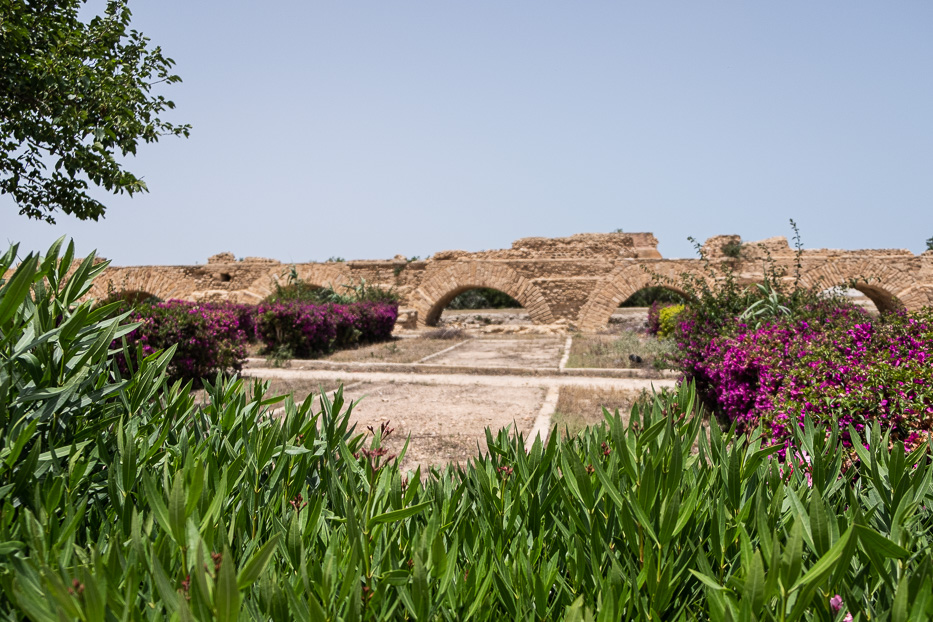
[89,233,933,330]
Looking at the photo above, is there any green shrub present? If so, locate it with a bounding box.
[268,267,399,305]
[721,239,743,258]
[657,303,685,338]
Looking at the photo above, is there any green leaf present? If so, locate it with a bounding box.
[215,547,240,622]
[168,472,187,544]
[892,574,909,622]
[0,253,38,327]
[142,473,173,541]
[854,524,909,559]
[791,526,855,591]
[237,534,281,591]
[0,541,24,555]
[367,501,431,527]
[809,488,831,556]
[689,569,728,592]
[742,551,766,613]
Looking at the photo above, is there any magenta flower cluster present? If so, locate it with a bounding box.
[113,299,398,382]
[115,300,249,384]
[254,301,398,358]
[677,305,933,450]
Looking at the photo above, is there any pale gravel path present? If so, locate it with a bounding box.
[243,367,678,391]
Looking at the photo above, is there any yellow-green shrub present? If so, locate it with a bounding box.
[658,303,685,338]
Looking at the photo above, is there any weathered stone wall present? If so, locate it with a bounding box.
[82,232,933,330]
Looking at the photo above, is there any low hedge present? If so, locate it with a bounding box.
[117,300,249,384]
[255,300,398,357]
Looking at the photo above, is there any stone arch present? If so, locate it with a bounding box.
[88,267,201,302]
[577,261,708,331]
[798,259,915,313]
[412,262,554,327]
[245,263,353,302]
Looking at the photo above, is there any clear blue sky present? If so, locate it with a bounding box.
[3,1,932,265]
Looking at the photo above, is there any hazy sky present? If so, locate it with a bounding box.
[3,2,932,265]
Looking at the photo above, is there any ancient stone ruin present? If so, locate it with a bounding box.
[88,232,933,330]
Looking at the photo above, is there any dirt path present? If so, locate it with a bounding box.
[245,367,676,391]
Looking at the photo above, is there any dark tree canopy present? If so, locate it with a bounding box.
[0,0,189,223]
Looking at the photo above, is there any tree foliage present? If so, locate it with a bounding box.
[0,0,189,222]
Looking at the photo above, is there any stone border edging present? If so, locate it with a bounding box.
[415,338,473,363]
[558,335,573,371]
[525,385,560,452]
[245,357,678,380]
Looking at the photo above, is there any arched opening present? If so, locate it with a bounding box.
[618,285,687,308]
[428,286,528,327]
[412,262,554,328]
[448,288,521,310]
[611,286,687,331]
[819,285,900,315]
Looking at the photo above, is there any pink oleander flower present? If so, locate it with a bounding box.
[830,594,843,612]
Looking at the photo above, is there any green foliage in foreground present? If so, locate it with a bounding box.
[3,241,933,620]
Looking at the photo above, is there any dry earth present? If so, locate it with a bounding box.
[243,313,678,472]
[319,336,465,364]
[339,381,543,474]
[427,335,564,369]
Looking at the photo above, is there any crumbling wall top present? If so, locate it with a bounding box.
[431,233,662,260]
[208,252,235,263]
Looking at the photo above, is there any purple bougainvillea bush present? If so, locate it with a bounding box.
[255,301,398,357]
[115,301,249,384]
[678,305,933,451]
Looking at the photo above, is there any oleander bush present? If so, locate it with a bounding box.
[4,239,933,620]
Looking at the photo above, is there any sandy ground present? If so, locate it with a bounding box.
[242,318,678,472]
[427,336,564,368]
[244,366,676,472]
[340,381,544,474]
